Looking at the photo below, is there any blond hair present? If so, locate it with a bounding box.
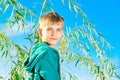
[38,11,64,28]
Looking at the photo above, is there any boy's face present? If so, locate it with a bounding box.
[38,23,63,47]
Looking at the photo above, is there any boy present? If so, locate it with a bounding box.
[23,11,64,80]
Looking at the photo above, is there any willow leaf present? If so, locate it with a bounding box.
[3,4,9,13]
[68,0,73,11]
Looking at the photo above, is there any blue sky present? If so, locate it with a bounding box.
[78,0,120,64]
[0,0,120,79]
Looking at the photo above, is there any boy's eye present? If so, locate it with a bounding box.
[57,28,62,31]
[47,28,52,31]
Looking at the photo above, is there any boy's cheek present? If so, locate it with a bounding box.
[61,31,63,36]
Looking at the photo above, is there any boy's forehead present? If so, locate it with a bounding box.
[49,21,63,25]
[47,23,63,28]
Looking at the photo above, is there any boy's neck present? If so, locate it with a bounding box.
[43,42,56,48]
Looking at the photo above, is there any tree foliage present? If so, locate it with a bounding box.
[0,0,120,80]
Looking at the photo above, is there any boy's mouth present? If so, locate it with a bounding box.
[50,38,58,40]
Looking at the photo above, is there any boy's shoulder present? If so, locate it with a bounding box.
[31,42,49,55]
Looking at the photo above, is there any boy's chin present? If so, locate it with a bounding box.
[50,41,58,46]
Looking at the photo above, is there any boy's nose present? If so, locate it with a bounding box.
[51,30,57,36]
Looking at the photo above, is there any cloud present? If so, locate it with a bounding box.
[5,21,36,37]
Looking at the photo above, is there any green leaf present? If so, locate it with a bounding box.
[69,73,72,80]
[6,50,9,57]
[15,71,20,80]
[16,10,23,17]
[20,51,25,58]
[0,0,6,5]
[75,59,79,67]
[68,0,73,11]
[10,0,17,5]
[23,45,29,51]
[31,23,36,30]
[0,76,3,79]
[12,61,18,66]
[115,72,120,79]
[0,45,4,50]
[73,4,78,16]
[3,4,9,13]
[1,51,5,57]
[62,0,64,5]
[4,59,9,67]
[0,7,2,11]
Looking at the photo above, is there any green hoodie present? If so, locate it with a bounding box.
[23,42,60,80]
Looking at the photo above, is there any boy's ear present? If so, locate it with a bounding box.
[37,28,42,36]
